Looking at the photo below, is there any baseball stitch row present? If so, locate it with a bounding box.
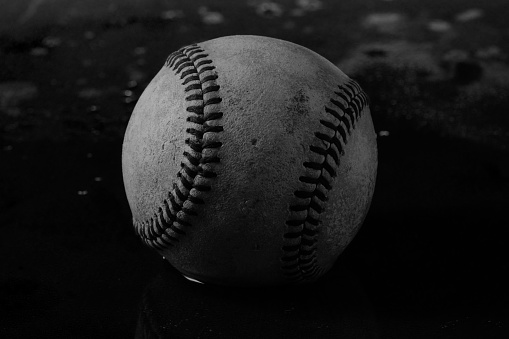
[281,79,369,281]
[133,44,223,250]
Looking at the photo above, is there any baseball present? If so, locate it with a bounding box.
[122,35,377,285]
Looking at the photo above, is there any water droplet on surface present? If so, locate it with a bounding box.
[455,9,483,22]
[84,31,95,40]
[198,6,224,25]
[127,80,138,89]
[42,36,62,48]
[254,2,283,18]
[428,20,452,33]
[133,47,146,56]
[30,47,49,56]
[88,105,99,112]
[161,10,185,20]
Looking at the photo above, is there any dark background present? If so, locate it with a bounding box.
[1,0,508,338]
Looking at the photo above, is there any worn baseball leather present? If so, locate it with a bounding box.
[122,35,377,285]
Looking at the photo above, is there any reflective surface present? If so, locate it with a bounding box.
[135,261,376,338]
[1,0,508,338]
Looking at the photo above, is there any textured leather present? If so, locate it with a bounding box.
[122,35,377,285]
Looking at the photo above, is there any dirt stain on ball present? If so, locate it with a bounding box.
[284,89,310,134]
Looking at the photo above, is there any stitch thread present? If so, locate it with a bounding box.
[133,44,223,249]
[281,79,369,281]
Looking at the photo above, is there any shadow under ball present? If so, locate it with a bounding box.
[122,35,377,285]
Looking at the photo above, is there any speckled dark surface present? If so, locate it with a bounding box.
[1,1,508,338]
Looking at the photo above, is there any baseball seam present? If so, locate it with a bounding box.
[133,44,223,250]
[281,79,369,281]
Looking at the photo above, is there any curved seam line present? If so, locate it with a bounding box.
[281,79,369,281]
[134,44,223,249]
